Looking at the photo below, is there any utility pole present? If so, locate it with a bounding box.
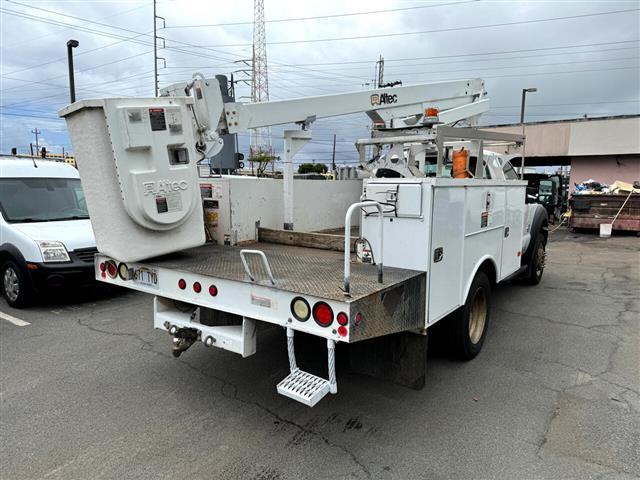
[331,134,337,172]
[520,87,537,179]
[374,54,402,89]
[31,128,41,153]
[375,55,384,88]
[153,0,166,96]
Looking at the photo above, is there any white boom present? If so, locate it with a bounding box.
[161,75,488,158]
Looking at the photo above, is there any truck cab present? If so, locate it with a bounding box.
[0,158,97,307]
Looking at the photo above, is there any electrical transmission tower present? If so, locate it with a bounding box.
[153,0,166,97]
[249,0,273,174]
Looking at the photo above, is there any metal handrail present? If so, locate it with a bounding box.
[239,249,276,285]
[344,201,384,296]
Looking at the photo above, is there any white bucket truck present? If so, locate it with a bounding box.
[59,75,547,406]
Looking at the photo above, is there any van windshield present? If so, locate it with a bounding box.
[0,177,89,223]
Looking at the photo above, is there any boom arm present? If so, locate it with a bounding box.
[223,78,488,132]
[162,76,489,157]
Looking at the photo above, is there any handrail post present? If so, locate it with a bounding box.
[344,201,384,296]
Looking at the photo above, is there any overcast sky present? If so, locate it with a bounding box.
[0,0,638,166]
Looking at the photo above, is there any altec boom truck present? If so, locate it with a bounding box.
[60,76,547,407]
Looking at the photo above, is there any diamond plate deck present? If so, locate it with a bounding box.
[146,242,423,302]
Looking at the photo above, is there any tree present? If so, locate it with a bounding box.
[250,152,277,177]
[297,163,316,174]
[313,163,328,174]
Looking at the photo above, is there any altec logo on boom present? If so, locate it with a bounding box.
[370,93,398,106]
[142,180,189,196]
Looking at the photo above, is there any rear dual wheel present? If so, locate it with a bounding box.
[447,271,491,360]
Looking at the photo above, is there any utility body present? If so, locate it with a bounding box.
[60,75,547,406]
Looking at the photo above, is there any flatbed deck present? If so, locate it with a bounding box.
[146,242,423,302]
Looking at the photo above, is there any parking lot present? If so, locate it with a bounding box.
[1,230,638,480]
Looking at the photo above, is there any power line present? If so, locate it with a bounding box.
[3,1,148,48]
[268,45,640,74]
[0,7,239,78]
[164,0,479,28]
[0,3,367,91]
[197,9,640,48]
[0,112,62,120]
[265,40,640,67]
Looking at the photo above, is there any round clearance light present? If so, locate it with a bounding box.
[337,325,348,337]
[99,262,106,272]
[337,312,348,326]
[291,297,310,322]
[106,261,117,278]
[178,279,187,290]
[312,302,334,327]
[209,285,218,297]
[117,263,129,280]
[193,281,202,293]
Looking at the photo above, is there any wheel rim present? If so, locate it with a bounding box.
[3,267,20,302]
[468,287,487,344]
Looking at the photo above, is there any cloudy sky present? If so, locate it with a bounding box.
[0,0,638,167]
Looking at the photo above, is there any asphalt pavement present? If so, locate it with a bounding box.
[1,229,638,479]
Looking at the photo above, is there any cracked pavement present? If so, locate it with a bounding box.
[1,229,638,479]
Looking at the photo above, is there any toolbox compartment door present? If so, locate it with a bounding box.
[428,186,465,323]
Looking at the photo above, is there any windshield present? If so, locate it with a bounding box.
[0,177,89,223]
[502,161,519,180]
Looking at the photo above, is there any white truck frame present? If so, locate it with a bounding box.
[60,76,548,407]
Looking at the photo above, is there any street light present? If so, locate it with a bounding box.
[520,87,537,179]
[66,39,79,103]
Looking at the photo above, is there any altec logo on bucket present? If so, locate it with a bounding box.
[370,93,398,106]
[142,180,188,196]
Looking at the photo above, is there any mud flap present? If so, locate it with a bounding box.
[348,331,428,390]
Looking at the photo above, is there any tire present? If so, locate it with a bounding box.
[1,260,34,308]
[448,271,491,360]
[522,233,546,285]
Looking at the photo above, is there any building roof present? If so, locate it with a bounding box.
[483,114,639,129]
[482,115,640,157]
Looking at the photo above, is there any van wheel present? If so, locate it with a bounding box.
[522,234,546,285]
[2,260,34,308]
[448,271,491,360]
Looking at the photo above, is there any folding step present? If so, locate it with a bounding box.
[276,327,337,407]
[277,369,331,407]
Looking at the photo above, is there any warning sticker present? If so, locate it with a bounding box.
[481,211,489,228]
[155,192,183,214]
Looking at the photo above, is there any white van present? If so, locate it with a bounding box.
[0,158,97,308]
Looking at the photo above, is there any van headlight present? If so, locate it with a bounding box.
[37,241,70,262]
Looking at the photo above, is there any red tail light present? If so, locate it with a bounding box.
[106,261,117,278]
[178,279,186,290]
[209,285,218,296]
[99,262,106,272]
[312,302,333,327]
[337,312,348,326]
[193,281,202,293]
[337,325,348,337]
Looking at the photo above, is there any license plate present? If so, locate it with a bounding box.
[132,266,158,289]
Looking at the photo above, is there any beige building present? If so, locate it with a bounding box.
[484,115,640,188]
